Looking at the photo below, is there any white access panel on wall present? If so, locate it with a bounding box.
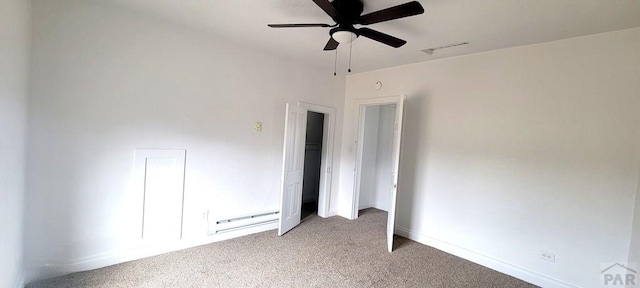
[134,149,186,241]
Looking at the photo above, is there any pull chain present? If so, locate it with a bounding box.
[348,34,353,73]
[334,48,338,76]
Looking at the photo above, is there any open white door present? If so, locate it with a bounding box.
[387,95,406,252]
[278,103,308,236]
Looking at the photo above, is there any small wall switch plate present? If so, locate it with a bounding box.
[255,122,263,132]
[539,251,556,263]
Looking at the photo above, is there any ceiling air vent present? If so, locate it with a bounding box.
[422,42,469,55]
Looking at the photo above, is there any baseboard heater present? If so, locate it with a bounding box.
[210,210,279,235]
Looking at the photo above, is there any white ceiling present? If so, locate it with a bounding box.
[104,0,640,72]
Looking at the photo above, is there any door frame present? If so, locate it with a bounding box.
[351,96,403,220]
[298,102,337,218]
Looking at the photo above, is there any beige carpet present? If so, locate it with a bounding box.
[27,209,537,288]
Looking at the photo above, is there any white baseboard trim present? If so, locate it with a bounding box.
[359,203,375,210]
[320,210,338,218]
[395,226,578,288]
[29,223,278,284]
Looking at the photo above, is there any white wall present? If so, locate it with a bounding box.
[0,0,30,287]
[340,28,640,287]
[358,104,396,211]
[25,0,344,282]
[358,106,380,209]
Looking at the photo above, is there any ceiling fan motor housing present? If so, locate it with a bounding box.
[331,0,364,24]
[329,0,364,42]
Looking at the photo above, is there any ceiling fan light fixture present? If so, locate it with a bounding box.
[332,30,357,44]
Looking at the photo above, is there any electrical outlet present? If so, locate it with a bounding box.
[201,210,209,221]
[539,251,556,263]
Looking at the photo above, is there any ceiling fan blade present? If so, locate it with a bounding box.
[323,37,339,51]
[313,0,338,19]
[358,1,425,25]
[268,23,333,28]
[357,28,407,48]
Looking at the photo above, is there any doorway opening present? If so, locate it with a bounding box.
[351,95,406,252]
[301,111,324,220]
[278,102,336,236]
[356,104,396,217]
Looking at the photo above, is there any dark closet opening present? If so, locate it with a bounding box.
[301,111,324,220]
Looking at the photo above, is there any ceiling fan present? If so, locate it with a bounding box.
[268,0,425,51]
